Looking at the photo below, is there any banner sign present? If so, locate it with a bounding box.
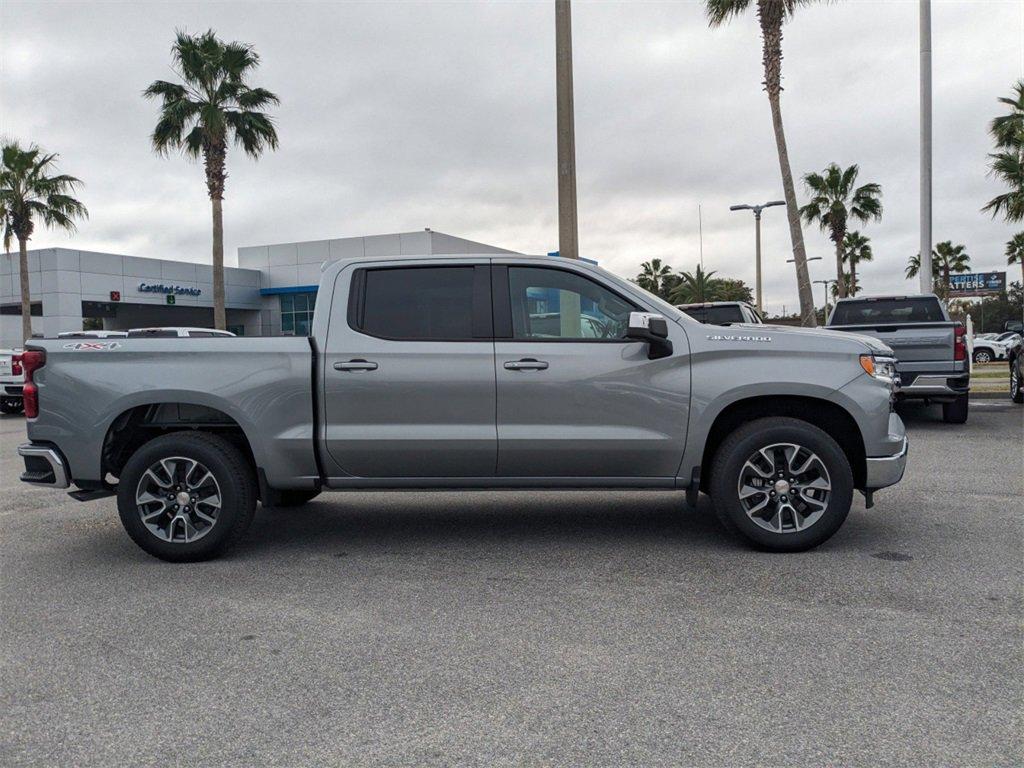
[138,282,202,297]
[947,272,1006,297]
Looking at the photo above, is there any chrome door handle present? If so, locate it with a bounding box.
[334,359,378,372]
[503,358,549,371]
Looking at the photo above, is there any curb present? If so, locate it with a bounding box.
[969,391,1011,400]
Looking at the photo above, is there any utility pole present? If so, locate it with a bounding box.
[730,200,785,315]
[919,0,933,295]
[813,279,837,322]
[555,0,579,261]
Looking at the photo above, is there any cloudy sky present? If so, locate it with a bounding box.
[2,0,1021,314]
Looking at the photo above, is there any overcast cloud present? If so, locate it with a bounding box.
[1,0,1021,314]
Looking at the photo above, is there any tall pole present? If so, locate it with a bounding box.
[754,211,763,315]
[555,0,579,261]
[919,0,933,295]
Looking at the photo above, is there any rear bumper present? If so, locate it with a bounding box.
[17,443,70,489]
[864,436,909,490]
[2,384,23,398]
[898,373,969,399]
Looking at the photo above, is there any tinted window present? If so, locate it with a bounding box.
[703,306,745,325]
[127,329,178,338]
[358,267,477,340]
[830,297,945,326]
[508,267,636,340]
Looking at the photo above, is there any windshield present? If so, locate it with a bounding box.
[830,297,945,325]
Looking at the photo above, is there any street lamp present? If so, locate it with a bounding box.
[730,200,785,316]
[813,278,837,321]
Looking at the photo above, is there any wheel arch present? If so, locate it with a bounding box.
[102,402,259,486]
[699,395,867,491]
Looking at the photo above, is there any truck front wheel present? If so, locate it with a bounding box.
[116,432,257,562]
[710,417,854,552]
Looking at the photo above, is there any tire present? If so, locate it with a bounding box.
[117,432,257,562]
[973,349,993,364]
[942,393,969,424]
[1011,358,1023,404]
[266,489,321,508]
[709,417,854,552]
[0,400,23,415]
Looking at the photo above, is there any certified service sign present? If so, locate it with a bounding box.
[138,282,202,297]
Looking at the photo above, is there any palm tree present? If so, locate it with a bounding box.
[145,30,279,330]
[907,241,970,298]
[841,230,872,297]
[983,80,1024,223]
[830,272,859,299]
[635,258,674,297]
[0,142,88,342]
[669,265,719,304]
[1005,231,1024,287]
[799,164,882,299]
[705,0,817,327]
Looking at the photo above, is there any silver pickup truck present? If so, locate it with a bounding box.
[17,253,908,561]
[826,294,969,423]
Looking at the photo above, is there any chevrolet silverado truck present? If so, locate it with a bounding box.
[827,293,969,423]
[17,253,907,561]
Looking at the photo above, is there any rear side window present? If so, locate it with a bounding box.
[831,297,945,325]
[351,266,489,341]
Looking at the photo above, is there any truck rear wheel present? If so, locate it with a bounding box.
[116,432,256,562]
[709,417,854,552]
[942,394,969,424]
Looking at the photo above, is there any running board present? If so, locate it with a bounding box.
[68,488,115,502]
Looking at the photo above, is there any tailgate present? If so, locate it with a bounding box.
[830,323,954,364]
[0,355,11,377]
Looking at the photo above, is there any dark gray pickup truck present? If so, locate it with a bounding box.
[827,294,969,423]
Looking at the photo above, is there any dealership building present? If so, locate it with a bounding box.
[0,230,514,347]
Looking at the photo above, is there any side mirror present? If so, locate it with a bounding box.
[626,312,673,359]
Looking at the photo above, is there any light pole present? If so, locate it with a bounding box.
[730,200,785,315]
[919,0,933,295]
[813,279,837,321]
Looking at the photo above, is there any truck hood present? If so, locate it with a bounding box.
[736,324,895,356]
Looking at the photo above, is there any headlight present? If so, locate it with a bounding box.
[860,354,898,385]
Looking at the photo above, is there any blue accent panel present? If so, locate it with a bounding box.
[259,285,320,296]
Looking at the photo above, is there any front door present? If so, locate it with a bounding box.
[493,264,690,479]
[322,262,496,478]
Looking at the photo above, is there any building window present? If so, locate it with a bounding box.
[280,292,316,336]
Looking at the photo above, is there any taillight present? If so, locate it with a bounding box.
[954,324,966,362]
[14,350,45,418]
[11,357,22,376]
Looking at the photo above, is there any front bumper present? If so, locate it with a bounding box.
[17,443,70,489]
[864,436,909,490]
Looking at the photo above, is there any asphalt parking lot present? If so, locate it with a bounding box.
[1,402,1022,767]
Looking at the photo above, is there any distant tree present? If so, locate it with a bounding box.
[669,265,719,304]
[145,29,279,329]
[830,272,859,299]
[0,141,88,342]
[907,241,970,298]
[841,230,872,297]
[800,163,882,299]
[983,80,1024,223]
[714,278,754,303]
[1006,231,1024,288]
[634,258,674,298]
[705,0,818,326]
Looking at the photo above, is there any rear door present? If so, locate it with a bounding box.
[492,263,690,479]
[321,261,496,478]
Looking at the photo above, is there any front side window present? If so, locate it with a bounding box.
[280,291,317,336]
[508,267,637,340]
[354,266,478,341]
